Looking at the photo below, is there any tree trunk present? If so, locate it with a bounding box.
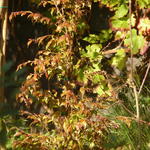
[0,0,8,102]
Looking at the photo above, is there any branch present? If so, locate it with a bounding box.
[138,60,150,95]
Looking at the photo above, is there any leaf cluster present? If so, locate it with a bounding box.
[5,0,150,149]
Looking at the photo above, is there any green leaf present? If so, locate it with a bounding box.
[124,29,146,54]
[76,68,88,84]
[90,142,95,149]
[114,4,128,18]
[92,74,105,84]
[83,34,100,44]
[99,29,112,43]
[93,62,102,71]
[111,18,129,30]
[137,0,150,8]
[77,22,88,34]
[90,44,101,52]
[115,48,126,57]
[96,85,105,96]
[84,44,102,59]
[111,15,135,30]
[83,30,112,44]
[111,49,126,70]
[95,84,111,96]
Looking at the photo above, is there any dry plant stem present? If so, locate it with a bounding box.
[138,60,150,95]
[133,85,139,120]
[129,0,133,79]
[129,0,140,149]
[0,146,6,150]
[0,8,8,102]
[102,48,130,55]
[129,0,139,121]
[121,102,136,117]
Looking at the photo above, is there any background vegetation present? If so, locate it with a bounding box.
[0,0,150,149]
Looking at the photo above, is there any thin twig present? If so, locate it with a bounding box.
[138,60,150,95]
[129,0,139,121]
[133,85,139,120]
[102,48,130,55]
[129,0,133,80]
[129,1,141,149]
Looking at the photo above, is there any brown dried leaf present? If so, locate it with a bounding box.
[9,11,32,21]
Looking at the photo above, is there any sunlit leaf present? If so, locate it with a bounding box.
[111,49,126,70]
[92,74,105,84]
[84,44,102,59]
[138,17,150,35]
[114,4,128,19]
[83,34,100,44]
[111,15,136,30]
[124,29,146,54]
[137,0,150,8]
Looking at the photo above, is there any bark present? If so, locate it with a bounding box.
[0,0,8,103]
